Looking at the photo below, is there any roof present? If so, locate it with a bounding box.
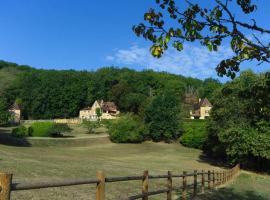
[10,102,20,110]
[199,98,212,107]
[102,102,118,112]
[80,100,118,112]
[191,98,212,116]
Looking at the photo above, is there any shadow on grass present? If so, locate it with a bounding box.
[0,127,31,147]
[193,188,268,200]
[196,154,231,168]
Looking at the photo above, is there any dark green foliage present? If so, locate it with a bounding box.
[205,71,270,171]
[15,70,90,119]
[11,125,29,138]
[49,123,72,137]
[144,92,182,142]
[83,120,100,134]
[108,114,147,143]
[0,98,10,126]
[0,61,220,120]
[95,108,102,120]
[199,78,222,102]
[180,120,207,149]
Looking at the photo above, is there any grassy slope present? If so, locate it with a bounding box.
[196,172,270,200]
[0,126,269,199]
[1,140,221,199]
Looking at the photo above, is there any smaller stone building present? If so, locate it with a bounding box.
[79,100,119,120]
[9,102,21,123]
[190,98,212,119]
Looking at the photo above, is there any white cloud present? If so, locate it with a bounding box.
[105,44,233,79]
[105,55,115,61]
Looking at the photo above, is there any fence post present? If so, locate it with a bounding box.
[193,170,197,196]
[182,171,187,200]
[96,171,105,200]
[167,171,172,200]
[0,173,12,200]
[212,170,215,189]
[218,171,221,185]
[142,170,149,200]
[207,170,211,189]
[201,170,205,194]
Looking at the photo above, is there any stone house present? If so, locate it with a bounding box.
[190,98,212,119]
[9,102,21,123]
[79,100,119,120]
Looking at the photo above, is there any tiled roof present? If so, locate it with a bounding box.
[102,102,117,112]
[191,98,212,116]
[199,98,212,107]
[10,103,20,110]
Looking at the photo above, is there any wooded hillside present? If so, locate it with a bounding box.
[0,60,221,119]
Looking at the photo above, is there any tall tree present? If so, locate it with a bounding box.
[205,71,270,170]
[144,91,182,142]
[133,0,270,78]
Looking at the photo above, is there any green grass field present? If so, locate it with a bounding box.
[196,172,270,200]
[0,126,269,200]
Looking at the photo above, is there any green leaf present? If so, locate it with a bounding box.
[165,35,171,44]
[207,43,213,51]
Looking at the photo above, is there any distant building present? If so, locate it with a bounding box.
[190,98,212,119]
[79,100,120,120]
[9,102,21,123]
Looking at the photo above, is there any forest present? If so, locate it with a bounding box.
[0,60,221,120]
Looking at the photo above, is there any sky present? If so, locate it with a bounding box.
[0,0,270,81]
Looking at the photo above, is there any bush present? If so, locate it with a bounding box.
[11,126,29,138]
[49,123,72,137]
[180,120,207,149]
[108,114,147,143]
[83,120,100,134]
[28,122,71,137]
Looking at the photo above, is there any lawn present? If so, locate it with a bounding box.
[0,127,269,200]
[196,172,270,200]
[0,135,222,200]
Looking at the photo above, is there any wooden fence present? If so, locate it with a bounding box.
[0,164,240,200]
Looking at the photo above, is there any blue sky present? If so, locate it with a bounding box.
[0,0,270,81]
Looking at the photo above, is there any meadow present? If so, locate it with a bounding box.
[0,125,269,200]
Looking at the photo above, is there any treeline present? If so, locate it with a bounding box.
[205,71,270,171]
[0,60,221,120]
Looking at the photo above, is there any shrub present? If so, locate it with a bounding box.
[83,120,100,134]
[28,122,71,137]
[11,126,29,138]
[108,114,147,143]
[180,120,207,149]
[49,123,72,137]
[29,122,54,137]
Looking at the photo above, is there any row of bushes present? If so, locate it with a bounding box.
[106,114,207,146]
[12,122,71,138]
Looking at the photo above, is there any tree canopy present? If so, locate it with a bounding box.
[133,0,270,78]
[0,60,220,120]
[205,71,270,170]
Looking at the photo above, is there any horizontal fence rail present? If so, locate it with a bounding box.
[0,164,240,200]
